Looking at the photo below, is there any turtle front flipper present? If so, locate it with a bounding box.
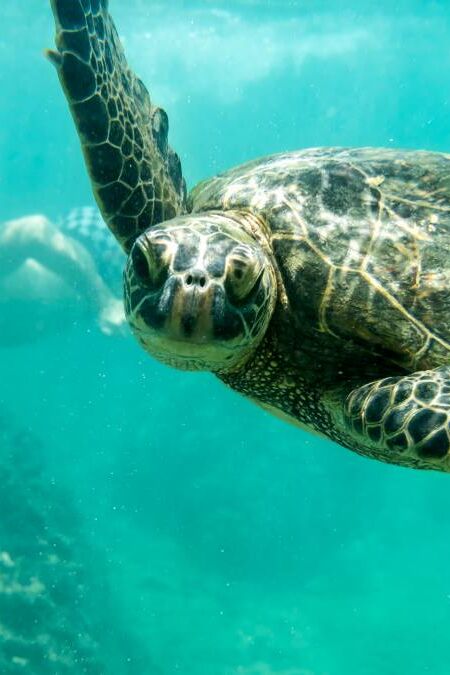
[344,366,450,470]
[47,0,186,253]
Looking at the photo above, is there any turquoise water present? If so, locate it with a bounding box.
[2,1,450,673]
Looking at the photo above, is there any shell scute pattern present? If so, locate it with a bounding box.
[193,147,450,370]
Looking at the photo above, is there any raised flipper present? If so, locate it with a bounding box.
[47,0,186,252]
[344,366,450,470]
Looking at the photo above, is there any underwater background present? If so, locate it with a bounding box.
[2,1,450,673]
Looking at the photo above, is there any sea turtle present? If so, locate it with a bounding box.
[47,0,450,472]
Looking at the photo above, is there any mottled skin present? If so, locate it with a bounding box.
[48,0,450,472]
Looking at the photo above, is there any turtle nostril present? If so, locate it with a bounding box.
[184,271,207,288]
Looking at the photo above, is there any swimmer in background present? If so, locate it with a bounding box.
[0,207,126,346]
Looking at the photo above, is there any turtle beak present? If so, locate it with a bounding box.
[163,270,216,343]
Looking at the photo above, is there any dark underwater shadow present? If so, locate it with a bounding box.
[0,410,155,675]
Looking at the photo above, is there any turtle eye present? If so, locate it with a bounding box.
[131,236,171,290]
[131,244,151,285]
[226,249,263,304]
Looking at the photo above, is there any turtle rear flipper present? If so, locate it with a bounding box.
[344,366,450,470]
[47,0,186,252]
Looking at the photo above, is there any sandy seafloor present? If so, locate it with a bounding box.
[2,1,450,673]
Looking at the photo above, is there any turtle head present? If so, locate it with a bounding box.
[124,212,277,372]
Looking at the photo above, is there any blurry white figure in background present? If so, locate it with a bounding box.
[0,208,126,346]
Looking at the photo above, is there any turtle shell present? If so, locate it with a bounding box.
[191,147,450,371]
